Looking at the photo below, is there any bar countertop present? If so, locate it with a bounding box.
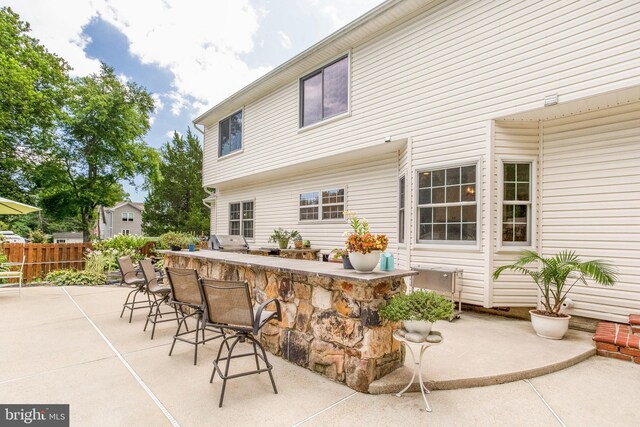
[161,249,416,283]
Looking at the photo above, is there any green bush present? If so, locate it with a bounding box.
[29,229,48,243]
[380,291,454,323]
[89,234,150,270]
[158,231,198,249]
[46,270,107,286]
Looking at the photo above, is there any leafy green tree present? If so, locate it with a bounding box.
[143,129,209,236]
[35,63,158,241]
[0,7,70,202]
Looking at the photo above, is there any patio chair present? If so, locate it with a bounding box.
[118,255,153,323]
[164,267,227,365]
[139,259,180,340]
[0,255,25,295]
[200,278,281,407]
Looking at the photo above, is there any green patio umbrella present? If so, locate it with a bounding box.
[0,197,41,215]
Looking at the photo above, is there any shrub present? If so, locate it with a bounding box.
[29,229,48,243]
[46,270,107,286]
[380,291,454,323]
[158,232,198,249]
[92,234,149,263]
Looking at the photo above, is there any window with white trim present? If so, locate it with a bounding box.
[122,229,130,235]
[417,164,477,242]
[122,212,134,222]
[300,56,349,127]
[502,162,531,244]
[219,110,243,157]
[399,176,406,244]
[229,201,254,239]
[299,188,345,221]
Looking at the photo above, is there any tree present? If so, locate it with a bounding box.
[0,7,70,203]
[35,63,158,241]
[143,129,209,236]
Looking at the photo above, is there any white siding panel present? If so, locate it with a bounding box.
[203,0,640,186]
[214,153,399,253]
[492,121,540,306]
[541,102,640,323]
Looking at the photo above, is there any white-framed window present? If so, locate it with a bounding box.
[500,161,533,246]
[300,55,349,127]
[299,188,345,221]
[219,110,243,157]
[122,212,134,222]
[416,164,478,243]
[229,201,254,239]
[122,229,130,235]
[399,175,406,244]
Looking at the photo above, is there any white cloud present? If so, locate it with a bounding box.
[6,0,383,118]
[277,31,291,49]
[165,130,181,139]
[151,93,164,112]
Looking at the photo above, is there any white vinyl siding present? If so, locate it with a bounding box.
[492,121,540,307]
[199,0,640,311]
[214,153,398,252]
[540,103,640,323]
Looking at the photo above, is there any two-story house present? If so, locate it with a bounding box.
[194,0,640,323]
[97,201,144,239]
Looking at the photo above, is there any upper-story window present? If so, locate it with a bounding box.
[219,110,243,157]
[300,56,349,127]
[299,188,345,221]
[417,164,478,243]
[122,212,134,222]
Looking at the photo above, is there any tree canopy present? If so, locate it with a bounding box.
[0,7,70,203]
[35,63,158,240]
[143,129,209,237]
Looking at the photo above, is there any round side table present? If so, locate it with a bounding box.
[393,330,443,412]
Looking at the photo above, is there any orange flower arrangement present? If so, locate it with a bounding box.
[344,211,389,254]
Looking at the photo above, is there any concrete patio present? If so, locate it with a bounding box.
[1,286,638,427]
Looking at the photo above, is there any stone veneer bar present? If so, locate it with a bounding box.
[163,250,416,392]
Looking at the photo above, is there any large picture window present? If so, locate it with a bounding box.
[417,164,477,243]
[300,56,349,127]
[502,162,531,244]
[219,110,243,157]
[299,188,345,221]
[229,201,254,239]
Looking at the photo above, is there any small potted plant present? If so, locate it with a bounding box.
[303,239,311,249]
[293,234,303,249]
[344,211,388,273]
[493,250,616,339]
[332,248,353,269]
[269,228,300,250]
[380,290,454,336]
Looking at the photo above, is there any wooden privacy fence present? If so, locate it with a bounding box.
[1,241,157,283]
[2,243,91,283]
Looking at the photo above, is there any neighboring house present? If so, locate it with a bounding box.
[52,232,83,243]
[97,202,144,239]
[193,0,640,323]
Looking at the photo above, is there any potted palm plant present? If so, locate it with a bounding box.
[493,250,616,339]
[380,290,454,336]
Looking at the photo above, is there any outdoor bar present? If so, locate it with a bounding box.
[163,250,417,392]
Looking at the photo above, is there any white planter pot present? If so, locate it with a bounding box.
[348,251,382,273]
[404,320,433,336]
[529,310,571,340]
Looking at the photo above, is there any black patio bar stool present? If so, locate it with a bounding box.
[199,278,281,407]
[118,255,153,323]
[139,259,180,340]
[164,267,227,365]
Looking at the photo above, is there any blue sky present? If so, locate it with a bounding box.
[5,0,383,201]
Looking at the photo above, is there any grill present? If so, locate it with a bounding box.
[208,235,250,252]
